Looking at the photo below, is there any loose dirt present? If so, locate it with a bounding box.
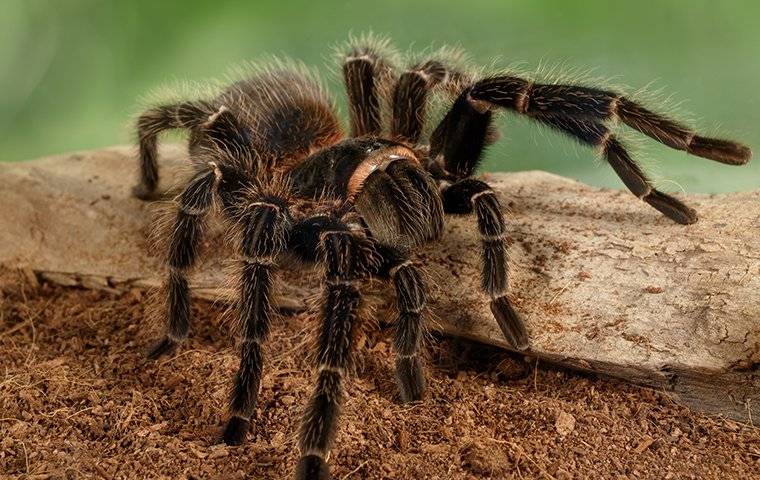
[1,271,758,479]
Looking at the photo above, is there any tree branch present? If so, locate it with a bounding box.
[1,145,757,421]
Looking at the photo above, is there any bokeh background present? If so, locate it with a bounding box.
[2,0,757,192]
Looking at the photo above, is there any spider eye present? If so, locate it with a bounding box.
[366,141,384,153]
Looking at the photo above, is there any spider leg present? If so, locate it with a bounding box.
[441,179,529,351]
[342,40,392,137]
[290,216,374,480]
[147,161,221,359]
[430,77,750,223]
[467,76,751,165]
[134,100,215,199]
[428,91,493,179]
[539,115,697,224]
[222,187,293,445]
[148,108,254,356]
[390,60,449,144]
[374,246,428,401]
[427,94,516,332]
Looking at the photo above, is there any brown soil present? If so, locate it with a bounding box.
[1,271,758,479]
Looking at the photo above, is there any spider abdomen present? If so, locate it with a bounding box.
[219,71,343,171]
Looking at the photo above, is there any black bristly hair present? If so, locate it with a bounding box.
[390,59,449,144]
[296,223,367,479]
[537,115,699,224]
[223,187,293,445]
[146,162,220,359]
[343,40,390,138]
[429,93,493,179]
[134,35,751,480]
[366,243,429,402]
[442,179,528,350]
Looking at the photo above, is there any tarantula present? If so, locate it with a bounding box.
[134,35,750,479]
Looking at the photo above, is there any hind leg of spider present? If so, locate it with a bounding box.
[222,188,293,446]
[134,100,216,200]
[441,179,529,351]
[147,161,221,359]
[148,109,253,359]
[374,246,428,401]
[289,216,374,480]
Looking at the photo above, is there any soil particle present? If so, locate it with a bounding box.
[461,440,511,476]
[554,411,576,436]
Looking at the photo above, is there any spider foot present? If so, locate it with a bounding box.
[131,182,160,201]
[643,190,698,225]
[490,296,529,352]
[222,416,250,446]
[146,336,179,359]
[295,455,330,480]
[395,356,426,403]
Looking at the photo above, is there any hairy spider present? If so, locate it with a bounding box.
[134,35,750,479]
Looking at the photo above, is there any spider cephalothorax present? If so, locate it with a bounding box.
[133,35,750,479]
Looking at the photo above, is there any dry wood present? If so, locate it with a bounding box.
[1,144,757,421]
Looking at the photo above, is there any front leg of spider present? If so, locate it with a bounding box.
[223,190,293,445]
[291,217,373,480]
[463,76,751,223]
[442,179,528,350]
[429,89,529,351]
[373,246,429,402]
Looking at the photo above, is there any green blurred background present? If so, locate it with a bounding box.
[2,0,757,192]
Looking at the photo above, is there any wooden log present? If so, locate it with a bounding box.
[1,145,757,421]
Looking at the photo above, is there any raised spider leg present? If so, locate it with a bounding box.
[432,77,750,223]
[222,188,293,445]
[134,100,215,199]
[468,76,752,165]
[441,179,529,351]
[342,42,391,137]
[449,75,752,223]
[289,216,374,480]
[373,246,428,401]
[539,115,697,224]
[390,59,449,144]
